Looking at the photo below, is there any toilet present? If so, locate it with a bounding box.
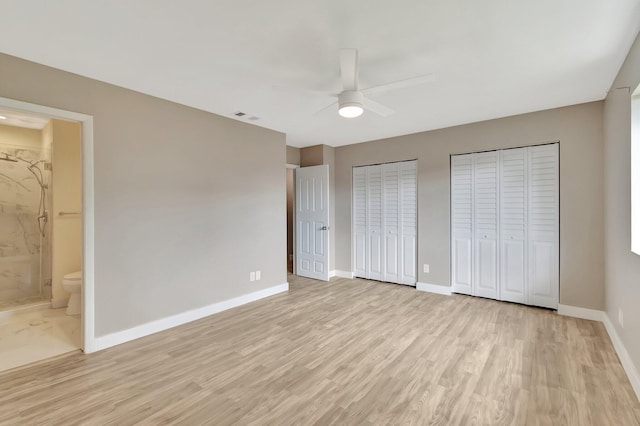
[62,271,82,316]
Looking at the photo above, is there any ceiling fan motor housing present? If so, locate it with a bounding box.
[338,90,364,109]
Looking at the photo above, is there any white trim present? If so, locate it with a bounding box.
[0,97,96,354]
[417,282,452,296]
[94,283,289,351]
[557,304,605,322]
[557,304,640,402]
[603,314,640,401]
[50,297,69,309]
[81,118,96,353]
[286,163,299,169]
[329,270,354,279]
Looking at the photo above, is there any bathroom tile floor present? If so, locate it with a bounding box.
[0,307,81,372]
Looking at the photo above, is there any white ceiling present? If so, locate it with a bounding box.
[0,108,49,130]
[0,1,639,147]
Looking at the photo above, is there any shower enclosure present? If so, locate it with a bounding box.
[0,144,52,310]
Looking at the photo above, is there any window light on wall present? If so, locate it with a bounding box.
[632,85,640,255]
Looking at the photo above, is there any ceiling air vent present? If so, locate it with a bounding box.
[232,111,260,121]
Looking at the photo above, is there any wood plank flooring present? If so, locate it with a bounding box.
[0,275,638,425]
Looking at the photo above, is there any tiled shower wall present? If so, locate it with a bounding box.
[0,133,51,307]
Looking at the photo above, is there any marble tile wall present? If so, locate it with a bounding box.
[0,145,51,306]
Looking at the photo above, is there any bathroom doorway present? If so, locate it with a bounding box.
[0,97,95,369]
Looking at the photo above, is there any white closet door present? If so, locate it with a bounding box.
[367,165,384,281]
[382,163,400,283]
[353,167,368,278]
[399,161,417,285]
[527,144,559,309]
[451,154,473,295]
[500,148,527,304]
[473,151,499,299]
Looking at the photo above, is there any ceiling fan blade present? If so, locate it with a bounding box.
[363,97,395,117]
[339,48,359,91]
[361,73,435,96]
[313,100,338,116]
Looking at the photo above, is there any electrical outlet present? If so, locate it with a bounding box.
[250,272,255,282]
[618,308,624,328]
[255,270,261,280]
[423,264,430,273]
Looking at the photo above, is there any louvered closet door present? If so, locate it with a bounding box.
[473,152,499,299]
[451,155,473,295]
[367,165,384,281]
[353,167,368,278]
[500,148,527,304]
[382,163,400,283]
[352,161,417,285]
[399,161,417,285]
[527,144,559,309]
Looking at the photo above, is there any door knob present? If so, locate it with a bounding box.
[321,226,329,230]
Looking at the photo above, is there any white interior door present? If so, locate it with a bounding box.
[473,151,499,300]
[352,160,417,285]
[451,155,473,295]
[367,165,384,281]
[383,163,400,283]
[527,144,559,309]
[296,165,330,281]
[399,161,417,285]
[353,167,368,279]
[500,148,527,304]
[451,143,559,309]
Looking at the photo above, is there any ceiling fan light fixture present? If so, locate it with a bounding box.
[338,91,364,118]
[339,104,363,118]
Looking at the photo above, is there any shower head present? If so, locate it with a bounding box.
[0,153,18,162]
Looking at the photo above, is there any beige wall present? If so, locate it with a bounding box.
[0,124,41,149]
[603,32,640,379]
[300,145,323,167]
[0,53,287,337]
[50,119,83,305]
[335,102,605,310]
[286,146,300,165]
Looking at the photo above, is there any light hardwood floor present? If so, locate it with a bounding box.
[1,275,638,425]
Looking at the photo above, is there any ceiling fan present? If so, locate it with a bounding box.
[306,48,435,118]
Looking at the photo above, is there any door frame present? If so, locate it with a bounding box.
[286,163,298,275]
[0,96,96,353]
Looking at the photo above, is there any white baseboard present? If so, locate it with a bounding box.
[557,304,605,322]
[94,283,289,351]
[329,270,336,278]
[416,282,452,296]
[558,304,639,402]
[333,270,354,279]
[603,314,640,402]
[50,297,69,309]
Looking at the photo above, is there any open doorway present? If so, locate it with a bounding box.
[0,97,95,366]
